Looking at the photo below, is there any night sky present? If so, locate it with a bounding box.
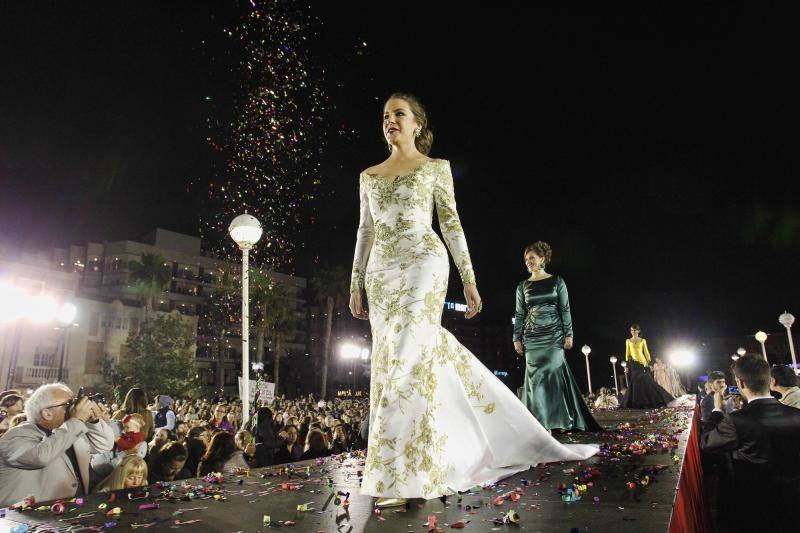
[2,2,798,381]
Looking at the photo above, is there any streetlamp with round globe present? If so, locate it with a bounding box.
[581,345,592,394]
[755,331,768,362]
[620,360,629,388]
[609,356,619,394]
[779,311,797,372]
[229,214,263,425]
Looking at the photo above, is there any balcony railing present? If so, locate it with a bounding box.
[17,366,69,382]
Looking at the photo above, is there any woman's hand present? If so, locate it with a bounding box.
[563,336,574,350]
[349,290,369,320]
[514,340,524,356]
[464,283,482,319]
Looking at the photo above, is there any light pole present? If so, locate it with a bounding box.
[56,303,78,382]
[581,345,592,394]
[340,343,365,392]
[610,356,619,394]
[359,348,370,392]
[755,331,768,363]
[620,361,629,388]
[779,311,797,372]
[229,214,263,426]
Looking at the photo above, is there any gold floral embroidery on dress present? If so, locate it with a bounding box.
[350,158,488,498]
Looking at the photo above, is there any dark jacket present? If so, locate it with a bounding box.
[701,397,800,529]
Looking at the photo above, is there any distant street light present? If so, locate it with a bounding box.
[736,347,746,357]
[779,312,797,373]
[609,356,619,394]
[581,345,592,393]
[755,331,768,362]
[620,360,629,388]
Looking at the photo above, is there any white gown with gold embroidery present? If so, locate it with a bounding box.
[351,158,598,499]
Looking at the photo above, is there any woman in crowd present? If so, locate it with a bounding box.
[252,406,278,467]
[594,387,619,409]
[184,426,207,477]
[329,424,351,454]
[273,424,304,464]
[148,428,173,457]
[112,387,154,440]
[301,428,330,460]
[208,403,235,434]
[197,431,249,476]
[148,441,192,483]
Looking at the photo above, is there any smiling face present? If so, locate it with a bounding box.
[524,251,545,274]
[383,98,420,149]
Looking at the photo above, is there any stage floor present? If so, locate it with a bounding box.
[0,398,694,532]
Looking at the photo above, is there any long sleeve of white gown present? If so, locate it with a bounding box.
[433,160,476,285]
[351,174,375,293]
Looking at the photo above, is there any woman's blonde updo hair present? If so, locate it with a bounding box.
[523,241,553,267]
[385,92,434,155]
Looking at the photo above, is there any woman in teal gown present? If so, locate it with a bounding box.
[513,242,602,432]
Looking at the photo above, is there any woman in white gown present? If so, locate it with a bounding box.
[349,93,598,501]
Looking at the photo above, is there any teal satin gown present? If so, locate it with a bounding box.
[513,276,602,432]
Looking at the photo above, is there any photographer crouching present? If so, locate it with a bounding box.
[0,383,114,507]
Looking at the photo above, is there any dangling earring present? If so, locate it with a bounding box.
[414,128,421,138]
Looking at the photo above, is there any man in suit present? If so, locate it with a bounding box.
[0,383,114,507]
[701,354,800,530]
[700,371,726,423]
[770,365,800,409]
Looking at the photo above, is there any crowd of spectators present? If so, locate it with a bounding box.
[0,384,368,507]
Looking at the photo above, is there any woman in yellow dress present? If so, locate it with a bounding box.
[620,324,673,408]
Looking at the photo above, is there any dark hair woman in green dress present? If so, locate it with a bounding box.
[513,242,602,432]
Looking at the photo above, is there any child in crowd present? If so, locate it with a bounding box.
[116,414,146,453]
[96,455,148,491]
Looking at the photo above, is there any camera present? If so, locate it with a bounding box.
[67,387,106,414]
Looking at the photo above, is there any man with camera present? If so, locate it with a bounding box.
[701,354,800,529]
[0,383,114,507]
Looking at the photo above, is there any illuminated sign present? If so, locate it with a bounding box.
[444,301,468,313]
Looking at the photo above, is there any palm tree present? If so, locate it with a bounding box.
[203,268,239,394]
[310,266,351,399]
[249,268,276,366]
[129,253,172,317]
[268,297,296,396]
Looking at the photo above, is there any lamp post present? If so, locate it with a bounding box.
[56,303,78,382]
[755,331,768,363]
[779,311,797,373]
[340,343,366,392]
[581,345,592,394]
[610,356,619,394]
[737,347,746,358]
[620,360,629,388]
[229,214,262,425]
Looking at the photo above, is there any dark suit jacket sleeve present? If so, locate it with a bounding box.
[700,410,739,454]
[700,394,714,422]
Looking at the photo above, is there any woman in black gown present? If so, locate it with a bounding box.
[620,324,673,408]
